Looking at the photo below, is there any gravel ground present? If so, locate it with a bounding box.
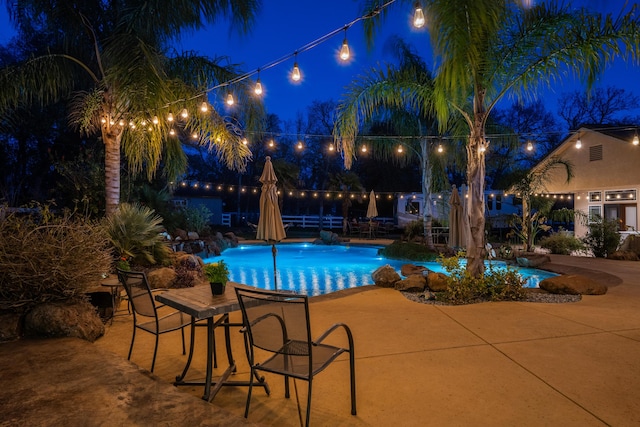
[401,289,582,305]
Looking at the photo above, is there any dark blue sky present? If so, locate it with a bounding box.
[1,1,638,122]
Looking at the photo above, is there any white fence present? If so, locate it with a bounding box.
[221,213,394,229]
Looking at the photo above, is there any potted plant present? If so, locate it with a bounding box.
[203,260,229,295]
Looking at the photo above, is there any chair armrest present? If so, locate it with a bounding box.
[314,323,354,350]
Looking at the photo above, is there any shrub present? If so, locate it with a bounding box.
[183,205,212,235]
[0,207,112,312]
[539,232,584,255]
[436,255,526,304]
[403,219,424,241]
[378,241,439,262]
[582,216,620,258]
[105,203,171,267]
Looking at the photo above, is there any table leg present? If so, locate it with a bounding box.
[175,317,197,382]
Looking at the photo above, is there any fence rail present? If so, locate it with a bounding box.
[221,213,394,229]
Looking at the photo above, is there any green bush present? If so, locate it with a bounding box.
[403,219,424,241]
[378,241,439,262]
[436,255,527,304]
[582,216,620,258]
[539,232,584,255]
[0,207,112,312]
[183,205,212,235]
[105,203,171,267]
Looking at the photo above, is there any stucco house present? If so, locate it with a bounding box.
[536,124,640,239]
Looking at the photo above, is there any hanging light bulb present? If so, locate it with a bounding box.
[291,54,301,82]
[242,138,248,145]
[191,132,198,140]
[255,77,263,95]
[297,141,303,150]
[575,137,582,149]
[633,131,639,146]
[140,119,147,126]
[226,93,234,106]
[413,2,425,28]
[109,119,115,125]
[180,108,188,119]
[169,128,176,136]
[339,28,350,61]
[479,144,486,153]
[128,120,136,128]
[152,115,159,125]
[268,139,274,148]
[437,143,444,153]
[526,141,534,151]
[167,112,174,122]
[118,119,125,126]
[329,144,335,152]
[397,145,403,153]
[200,101,208,112]
[361,145,367,153]
[100,117,106,124]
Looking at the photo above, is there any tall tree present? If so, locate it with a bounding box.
[358,0,640,276]
[334,37,447,249]
[558,86,640,130]
[0,0,263,215]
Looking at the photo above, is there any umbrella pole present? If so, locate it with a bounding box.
[272,243,278,291]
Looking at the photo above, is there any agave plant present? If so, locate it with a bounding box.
[105,203,171,267]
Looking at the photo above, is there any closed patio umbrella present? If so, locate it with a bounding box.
[366,190,378,219]
[257,156,287,290]
[448,185,466,249]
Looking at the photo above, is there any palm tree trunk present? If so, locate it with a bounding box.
[420,139,435,250]
[102,126,122,216]
[466,129,487,277]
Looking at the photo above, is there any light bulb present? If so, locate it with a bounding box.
[242,138,248,145]
[129,121,136,128]
[200,102,208,112]
[268,139,274,147]
[118,119,125,126]
[575,138,582,149]
[329,144,335,151]
[361,145,367,153]
[169,128,175,136]
[180,108,188,119]
[254,78,263,95]
[526,141,534,151]
[397,146,403,153]
[152,116,159,125]
[109,119,115,125]
[167,113,174,122]
[140,119,147,126]
[633,133,639,146]
[226,93,234,105]
[100,117,106,124]
[479,145,486,153]
[340,38,350,61]
[297,141,303,149]
[192,132,198,139]
[413,4,425,28]
[437,144,443,153]
[292,62,301,82]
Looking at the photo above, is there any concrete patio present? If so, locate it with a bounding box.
[1,253,640,426]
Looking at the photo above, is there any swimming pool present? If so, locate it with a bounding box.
[203,243,557,297]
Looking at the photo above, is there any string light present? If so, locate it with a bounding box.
[297,141,303,149]
[180,108,188,119]
[166,113,174,122]
[413,2,425,28]
[575,137,582,149]
[118,119,125,126]
[339,28,350,61]
[633,131,639,146]
[437,144,443,153]
[526,141,534,151]
[169,128,176,136]
[361,145,367,153]
[152,116,159,125]
[200,101,209,112]
[226,93,235,106]
[397,145,403,153]
[254,73,263,95]
[291,54,302,82]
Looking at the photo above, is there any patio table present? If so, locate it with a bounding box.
[155,283,269,402]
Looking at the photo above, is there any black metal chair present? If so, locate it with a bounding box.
[116,268,191,372]
[235,287,356,426]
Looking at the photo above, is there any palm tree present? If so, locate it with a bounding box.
[0,0,263,216]
[508,156,573,253]
[334,37,448,249]
[357,0,640,276]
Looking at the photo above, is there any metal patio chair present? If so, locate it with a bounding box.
[116,268,191,372]
[235,287,356,426]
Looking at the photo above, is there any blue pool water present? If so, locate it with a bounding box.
[203,243,557,297]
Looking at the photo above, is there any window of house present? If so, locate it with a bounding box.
[604,189,637,202]
[588,191,602,202]
[588,205,602,223]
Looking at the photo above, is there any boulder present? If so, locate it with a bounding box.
[23,301,104,342]
[187,231,200,240]
[539,274,607,295]
[608,250,639,261]
[173,228,188,241]
[426,272,449,292]
[174,253,203,269]
[516,253,551,268]
[371,265,401,288]
[400,264,428,277]
[318,230,344,245]
[395,275,427,292]
[147,267,177,289]
[223,232,240,246]
[0,311,22,342]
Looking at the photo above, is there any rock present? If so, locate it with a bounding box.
[395,275,427,292]
[400,264,428,277]
[539,274,607,295]
[174,253,203,269]
[223,232,240,246]
[0,311,22,342]
[426,272,449,292]
[516,253,551,268]
[371,265,401,288]
[147,267,177,289]
[318,230,344,245]
[174,228,188,241]
[187,231,200,240]
[608,250,639,261]
[23,301,104,342]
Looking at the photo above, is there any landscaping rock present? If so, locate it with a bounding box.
[395,275,427,292]
[539,274,608,295]
[371,265,401,288]
[147,267,177,289]
[516,253,551,268]
[23,301,104,342]
[318,230,344,244]
[187,231,200,240]
[400,264,428,277]
[426,272,449,292]
[608,250,639,261]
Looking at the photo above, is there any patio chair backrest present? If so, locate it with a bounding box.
[235,287,311,357]
[116,269,157,318]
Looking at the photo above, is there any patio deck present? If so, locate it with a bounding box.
[1,252,640,426]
